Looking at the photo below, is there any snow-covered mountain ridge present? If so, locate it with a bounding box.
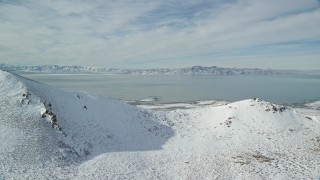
[0,63,280,75]
[0,64,106,73]
[0,70,319,179]
[107,65,279,75]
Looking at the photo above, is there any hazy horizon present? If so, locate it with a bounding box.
[3,63,320,71]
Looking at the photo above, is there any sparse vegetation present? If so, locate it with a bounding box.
[252,153,275,163]
[233,152,275,165]
[306,116,312,120]
[225,117,234,127]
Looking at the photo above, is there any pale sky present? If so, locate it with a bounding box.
[0,0,320,69]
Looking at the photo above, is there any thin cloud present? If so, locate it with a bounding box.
[0,0,319,69]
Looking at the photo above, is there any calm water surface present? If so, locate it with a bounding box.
[21,73,320,104]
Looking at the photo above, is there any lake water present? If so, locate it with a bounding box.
[20,73,320,105]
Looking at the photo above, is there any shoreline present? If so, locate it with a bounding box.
[126,99,320,115]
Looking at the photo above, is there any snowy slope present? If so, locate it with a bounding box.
[0,70,319,179]
[0,70,172,179]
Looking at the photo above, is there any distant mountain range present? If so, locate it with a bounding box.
[0,64,106,73]
[0,63,284,75]
[107,66,280,75]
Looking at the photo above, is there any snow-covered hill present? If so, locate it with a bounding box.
[0,70,319,179]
